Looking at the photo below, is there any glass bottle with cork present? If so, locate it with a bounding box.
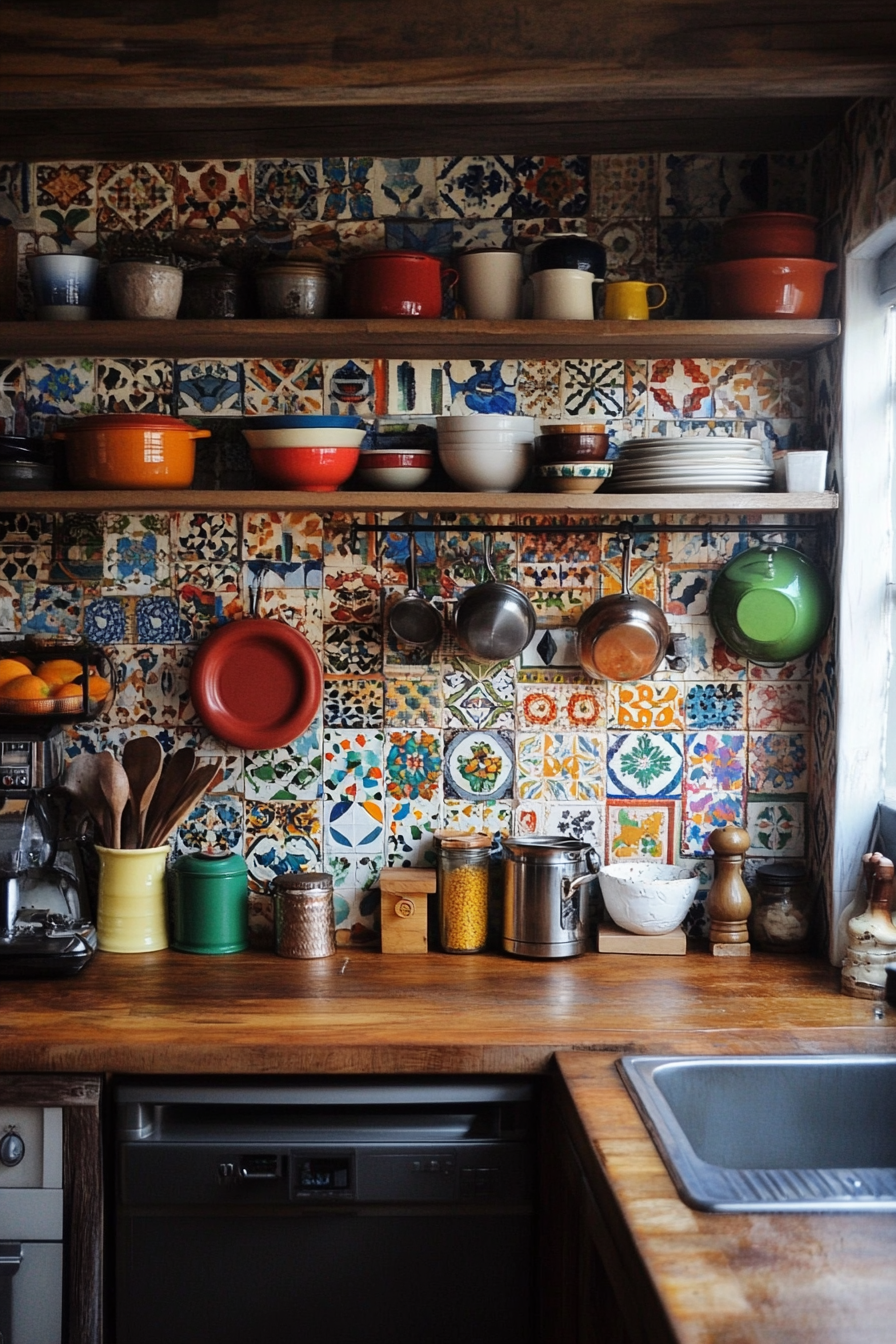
[434,831,491,954]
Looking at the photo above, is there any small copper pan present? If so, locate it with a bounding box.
[576,532,670,682]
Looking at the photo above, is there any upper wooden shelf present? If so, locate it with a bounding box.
[0,319,841,361]
[6,490,839,515]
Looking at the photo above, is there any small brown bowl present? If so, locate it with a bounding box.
[536,432,610,463]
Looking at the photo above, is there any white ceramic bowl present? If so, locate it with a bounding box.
[438,442,532,491]
[436,415,535,435]
[536,461,614,494]
[598,863,699,935]
[353,464,434,490]
[243,428,368,449]
[438,430,535,449]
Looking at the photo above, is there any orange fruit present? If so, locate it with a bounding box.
[0,674,52,705]
[0,658,34,689]
[52,682,85,701]
[84,672,111,700]
[34,658,85,689]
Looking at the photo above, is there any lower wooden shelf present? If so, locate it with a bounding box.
[4,490,839,513]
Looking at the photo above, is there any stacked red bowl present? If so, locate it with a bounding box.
[701,213,836,319]
[242,415,367,491]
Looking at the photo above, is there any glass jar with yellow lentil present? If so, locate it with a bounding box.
[435,831,492,954]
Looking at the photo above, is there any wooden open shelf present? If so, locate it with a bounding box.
[0,319,841,361]
[6,490,839,514]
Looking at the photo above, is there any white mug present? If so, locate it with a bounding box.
[458,249,524,320]
[531,267,601,320]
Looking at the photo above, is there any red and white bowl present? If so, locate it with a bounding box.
[354,449,434,490]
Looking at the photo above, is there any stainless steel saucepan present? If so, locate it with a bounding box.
[387,530,442,651]
[576,531,671,682]
[452,533,536,662]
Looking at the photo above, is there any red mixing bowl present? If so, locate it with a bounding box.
[249,445,361,491]
[720,212,818,260]
[700,257,837,319]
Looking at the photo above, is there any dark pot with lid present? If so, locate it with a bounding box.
[576,531,673,682]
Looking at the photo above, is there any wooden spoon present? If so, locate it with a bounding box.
[94,751,130,850]
[62,753,112,847]
[121,737,164,848]
[145,762,224,849]
[142,746,195,850]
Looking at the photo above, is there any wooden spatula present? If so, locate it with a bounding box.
[141,746,195,850]
[144,762,224,849]
[121,737,164,848]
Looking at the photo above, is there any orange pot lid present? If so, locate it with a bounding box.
[68,414,197,431]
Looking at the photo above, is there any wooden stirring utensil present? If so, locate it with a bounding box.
[121,737,164,848]
[94,751,130,851]
[141,746,195,849]
[144,762,224,849]
[62,753,112,847]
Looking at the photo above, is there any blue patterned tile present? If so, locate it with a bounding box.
[561,359,625,419]
[323,677,384,728]
[437,156,514,219]
[84,596,128,644]
[95,358,173,414]
[254,158,322,225]
[135,595,189,643]
[685,683,745,729]
[384,219,454,257]
[320,156,374,221]
[371,158,437,218]
[606,731,683,799]
[19,583,81,636]
[511,156,588,217]
[442,358,521,415]
[174,360,244,416]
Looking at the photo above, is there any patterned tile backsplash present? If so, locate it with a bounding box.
[0,506,815,945]
[0,149,811,323]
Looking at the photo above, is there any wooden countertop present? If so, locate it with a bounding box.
[2,946,890,1074]
[554,1034,896,1344]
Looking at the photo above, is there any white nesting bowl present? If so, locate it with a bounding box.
[353,463,434,489]
[438,429,535,449]
[436,414,535,435]
[438,442,532,491]
[243,427,368,449]
[598,863,699,936]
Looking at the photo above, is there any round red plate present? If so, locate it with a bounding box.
[190,619,323,749]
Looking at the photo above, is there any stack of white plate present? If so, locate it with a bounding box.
[610,436,774,493]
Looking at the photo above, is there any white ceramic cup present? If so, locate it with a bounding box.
[531,267,601,320]
[458,249,524,319]
[783,450,828,492]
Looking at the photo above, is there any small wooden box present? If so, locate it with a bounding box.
[597,920,687,955]
[379,869,437,954]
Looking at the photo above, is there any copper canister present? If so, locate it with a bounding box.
[272,871,336,959]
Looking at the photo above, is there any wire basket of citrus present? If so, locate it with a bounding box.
[0,643,114,721]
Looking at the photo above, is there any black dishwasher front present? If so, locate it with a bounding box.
[114,1076,537,1344]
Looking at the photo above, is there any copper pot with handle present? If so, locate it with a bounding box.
[576,531,674,682]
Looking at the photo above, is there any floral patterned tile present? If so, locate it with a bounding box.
[594,217,658,280]
[173,794,243,858]
[244,801,323,888]
[327,855,383,937]
[685,683,745,729]
[0,548,50,585]
[317,156,374,221]
[685,730,746,794]
[605,798,675,865]
[511,156,588,216]
[681,789,746,857]
[324,729,385,802]
[748,653,813,682]
[323,677,384,728]
[177,576,242,640]
[516,731,604,802]
[597,554,658,603]
[325,797,386,855]
[590,153,658,219]
[609,682,684,730]
[517,359,562,418]
[442,358,521,416]
[386,359,444,416]
[254,158,322,225]
[322,358,381,416]
[174,360,244,415]
[437,155,514,219]
[34,162,97,241]
[668,526,752,565]
[102,512,171,593]
[95,358,174,415]
[748,732,809,793]
[607,731,683,799]
[25,357,95,422]
[387,795,441,866]
[385,729,442,801]
[660,152,767,218]
[1,511,52,547]
[517,683,605,732]
[624,359,649,417]
[385,675,441,727]
[176,159,252,231]
[96,161,176,231]
[515,800,603,848]
[243,358,324,416]
[443,799,512,840]
[371,157,438,218]
[747,681,811,731]
[523,589,592,625]
[242,725,324,803]
[323,511,378,573]
[560,359,625,419]
[443,657,515,730]
[444,729,514,801]
[747,799,806,858]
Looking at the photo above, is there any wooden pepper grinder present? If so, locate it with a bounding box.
[706,826,752,956]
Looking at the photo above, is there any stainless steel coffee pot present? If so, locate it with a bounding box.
[502,836,600,959]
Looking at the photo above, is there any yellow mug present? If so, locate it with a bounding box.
[604,280,667,320]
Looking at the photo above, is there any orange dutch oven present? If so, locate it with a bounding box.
[55,414,210,488]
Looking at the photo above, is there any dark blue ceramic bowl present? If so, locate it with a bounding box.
[530,235,607,278]
[251,414,365,429]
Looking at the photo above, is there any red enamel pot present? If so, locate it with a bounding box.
[342,250,458,318]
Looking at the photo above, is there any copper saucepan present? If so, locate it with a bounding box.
[576,532,671,682]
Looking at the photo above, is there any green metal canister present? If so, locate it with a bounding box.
[170,850,249,954]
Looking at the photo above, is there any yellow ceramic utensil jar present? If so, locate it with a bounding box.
[95,845,169,952]
[604,280,667,320]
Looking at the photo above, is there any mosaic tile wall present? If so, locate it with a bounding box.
[0,145,826,947]
[0,503,818,946]
[0,149,810,323]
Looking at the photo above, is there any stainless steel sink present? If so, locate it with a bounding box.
[618,1054,896,1212]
